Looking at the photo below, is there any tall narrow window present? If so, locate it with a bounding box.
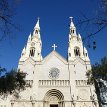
[35,30,38,34]
[85,53,87,57]
[73,30,74,33]
[74,47,80,56]
[30,47,35,57]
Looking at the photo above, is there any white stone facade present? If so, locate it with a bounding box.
[0,17,99,107]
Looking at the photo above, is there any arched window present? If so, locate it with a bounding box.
[73,30,74,33]
[35,30,38,34]
[85,53,87,57]
[30,47,35,57]
[74,47,80,56]
[70,29,75,34]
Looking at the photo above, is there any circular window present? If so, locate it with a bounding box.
[49,68,60,79]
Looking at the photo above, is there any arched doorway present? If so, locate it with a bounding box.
[44,89,64,107]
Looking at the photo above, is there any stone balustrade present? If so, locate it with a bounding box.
[39,80,70,87]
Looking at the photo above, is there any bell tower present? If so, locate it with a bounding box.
[68,17,90,61]
[19,17,42,63]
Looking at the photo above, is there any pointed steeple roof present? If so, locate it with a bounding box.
[69,16,77,37]
[28,32,32,42]
[32,17,41,39]
[69,17,75,28]
[34,17,40,30]
[84,47,87,53]
[78,33,81,39]
[22,47,26,55]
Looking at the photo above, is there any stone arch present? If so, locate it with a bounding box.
[35,30,38,34]
[44,89,64,107]
[44,89,64,101]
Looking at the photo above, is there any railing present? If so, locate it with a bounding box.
[26,80,33,87]
[39,80,70,86]
[75,80,89,86]
[0,105,6,107]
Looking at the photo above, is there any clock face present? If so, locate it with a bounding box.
[49,68,60,79]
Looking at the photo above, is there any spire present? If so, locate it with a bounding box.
[78,33,82,40]
[21,47,26,56]
[69,17,76,36]
[32,17,41,39]
[19,17,42,63]
[78,33,81,38]
[27,32,32,42]
[84,47,87,53]
[34,17,40,30]
[69,17,75,28]
[83,47,90,61]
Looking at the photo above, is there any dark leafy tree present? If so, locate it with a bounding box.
[86,57,107,83]
[0,67,26,96]
[86,57,107,106]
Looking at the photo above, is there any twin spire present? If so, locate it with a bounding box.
[20,17,42,62]
[68,17,89,61]
[69,17,82,40]
[19,17,89,63]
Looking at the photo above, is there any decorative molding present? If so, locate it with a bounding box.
[39,80,70,87]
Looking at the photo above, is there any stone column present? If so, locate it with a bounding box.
[43,101,48,107]
[93,101,98,107]
[62,101,65,107]
[72,102,76,107]
[32,102,35,107]
[11,102,14,107]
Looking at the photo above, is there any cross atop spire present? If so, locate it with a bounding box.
[69,16,73,21]
[52,44,57,51]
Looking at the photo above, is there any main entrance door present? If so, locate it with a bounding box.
[50,104,58,107]
[44,89,64,107]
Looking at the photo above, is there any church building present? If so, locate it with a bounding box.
[0,17,99,107]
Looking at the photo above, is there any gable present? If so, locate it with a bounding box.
[38,51,69,80]
[73,58,89,80]
[73,57,85,65]
[24,57,36,65]
[42,51,67,65]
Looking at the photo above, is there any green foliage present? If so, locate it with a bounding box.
[0,67,26,95]
[0,66,6,75]
[86,57,107,83]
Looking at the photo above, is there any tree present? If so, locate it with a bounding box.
[77,0,107,48]
[86,57,107,106]
[0,66,26,97]
[86,57,107,83]
[0,0,20,42]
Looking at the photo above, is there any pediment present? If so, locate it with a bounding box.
[42,51,67,65]
[73,57,86,65]
[23,57,35,66]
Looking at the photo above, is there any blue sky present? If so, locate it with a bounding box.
[0,0,107,70]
